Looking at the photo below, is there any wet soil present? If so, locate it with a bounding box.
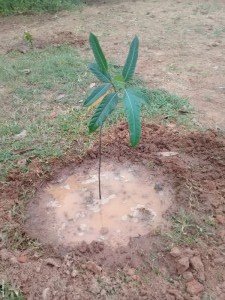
[26,161,171,247]
[1,123,225,299]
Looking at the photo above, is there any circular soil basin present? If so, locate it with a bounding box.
[26,161,171,247]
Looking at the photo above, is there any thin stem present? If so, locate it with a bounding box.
[98,125,103,200]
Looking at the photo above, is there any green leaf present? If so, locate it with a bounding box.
[89,93,119,132]
[124,88,141,147]
[122,36,139,82]
[127,88,149,106]
[89,63,111,83]
[89,33,108,73]
[83,83,112,107]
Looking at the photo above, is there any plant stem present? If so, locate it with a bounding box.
[98,125,103,200]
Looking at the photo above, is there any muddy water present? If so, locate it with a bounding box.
[26,162,171,247]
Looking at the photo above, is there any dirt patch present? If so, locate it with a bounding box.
[1,123,225,299]
[6,31,87,53]
[25,161,171,248]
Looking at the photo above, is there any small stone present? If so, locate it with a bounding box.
[89,83,96,88]
[86,261,102,274]
[183,271,194,282]
[42,287,51,300]
[22,69,31,75]
[154,182,164,192]
[139,289,147,296]
[49,111,57,119]
[219,230,225,242]
[216,215,225,225]
[78,241,89,253]
[132,274,140,281]
[71,269,78,278]
[190,256,205,281]
[36,265,41,273]
[170,247,181,258]
[78,224,88,232]
[14,130,27,140]
[9,256,18,264]
[56,93,66,100]
[127,268,135,276]
[17,158,27,167]
[45,258,61,268]
[100,289,107,296]
[177,257,190,274]
[17,254,28,263]
[186,279,204,296]
[158,151,179,157]
[100,227,108,235]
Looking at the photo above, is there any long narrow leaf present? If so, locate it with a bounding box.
[124,88,141,147]
[89,33,108,73]
[89,93,119,132]
[127,88,149,106]
[89,63,111,83]
[122,36,139,82]
[83,83,112,107]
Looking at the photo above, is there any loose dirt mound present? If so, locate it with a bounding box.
[1,123,225,299]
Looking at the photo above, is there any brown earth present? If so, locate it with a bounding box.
[1,123,225,299]
[0,0,225,129]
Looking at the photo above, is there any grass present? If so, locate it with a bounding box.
[0,281,24,300]
[0,45,193,181]
[165,210,215,246]
[0,0,82,15]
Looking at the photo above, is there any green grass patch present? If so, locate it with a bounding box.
[0,281,24,300]
[165,210,214,245]
[0,0,82,15]
[0,45,193,180]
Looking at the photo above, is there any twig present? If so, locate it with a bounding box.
[98,125,103,200]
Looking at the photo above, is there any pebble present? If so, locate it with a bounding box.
[45,258,61,268]
[170,247,181,258]
[42,287,51,300]
[71,269,78,278]
[127,268,135,276]
[190,256,205,281]
[14,130,27,140]
[100,227,109,235]
[216,215,225,225]
[17,254,28,263]
[177,257,190,274]
[186,279,204,296]
[154,182,164,192]
[86,261,102,274]
[183,271,194,282]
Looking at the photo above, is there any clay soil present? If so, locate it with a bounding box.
[0,0,225,299]
[1,123,225,299]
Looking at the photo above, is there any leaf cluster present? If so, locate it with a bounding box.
[84,33,146,147]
